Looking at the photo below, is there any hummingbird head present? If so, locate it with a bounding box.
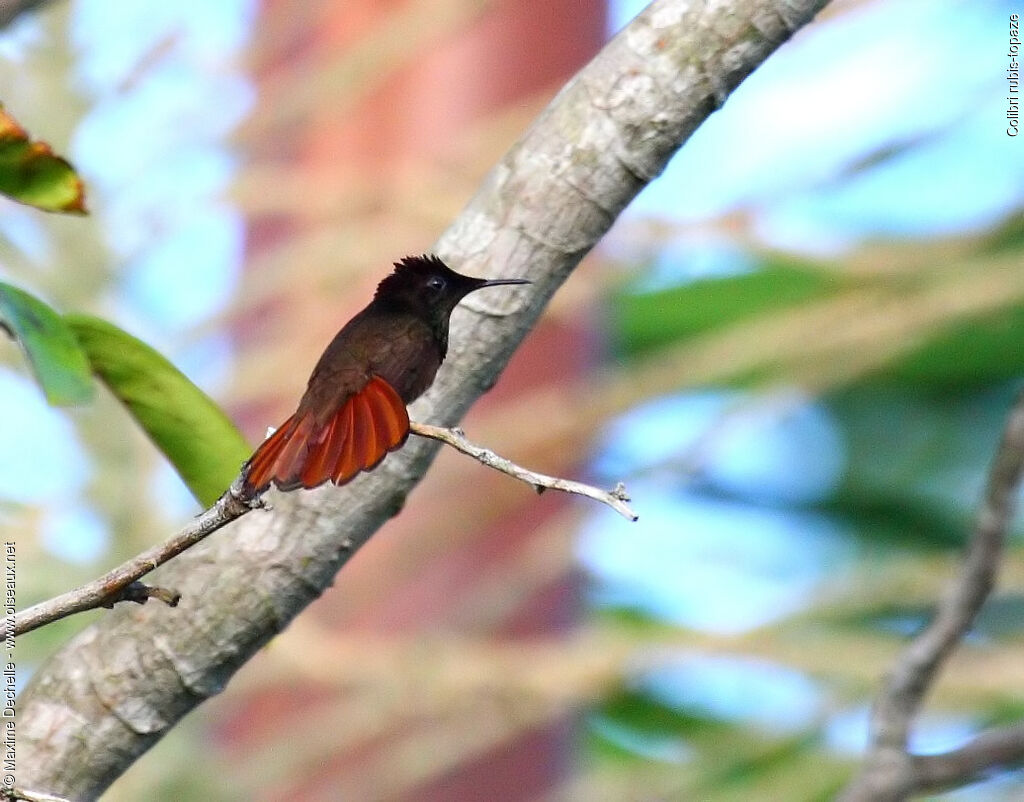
[375,255,530,324]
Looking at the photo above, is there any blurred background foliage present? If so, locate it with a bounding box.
[1,0,1022,800]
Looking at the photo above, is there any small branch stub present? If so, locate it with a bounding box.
[100,581,181,609]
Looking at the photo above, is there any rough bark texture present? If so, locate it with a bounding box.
[15,0,829,797]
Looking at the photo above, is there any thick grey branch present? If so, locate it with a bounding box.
[15,0,830,798]
[840,390,1024,801]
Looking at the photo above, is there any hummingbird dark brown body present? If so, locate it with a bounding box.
[241,255,529,496]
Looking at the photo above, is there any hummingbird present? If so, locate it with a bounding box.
[240,255,529,497]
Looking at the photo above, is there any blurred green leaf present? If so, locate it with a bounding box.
[827,496,968,549]
[866,303,1024,389]
[612,262,844,359]
[591,690,848,802]
[0,103,87,214]
[983,700,1024,728]
[826,387,1017,549]
[599,689,726,740]
[0,281,94,405]
[698,733,848,802]
[979,212,1024,255]
[67,314,251,506]
[614,251,1024,391]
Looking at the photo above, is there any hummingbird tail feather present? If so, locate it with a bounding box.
[241,376,410,494]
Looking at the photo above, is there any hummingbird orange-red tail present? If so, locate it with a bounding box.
[243,376,410,494]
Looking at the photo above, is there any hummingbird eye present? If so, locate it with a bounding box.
[426,276,446,292]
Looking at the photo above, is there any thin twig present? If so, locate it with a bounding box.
[11,420,636,639]
[840,389,1024,801]
[872,391,1024,744]
[6,478,261,639]
[911,721,1024,794]
[410,421,638,521]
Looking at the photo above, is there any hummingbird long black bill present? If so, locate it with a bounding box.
[476,277,531,288]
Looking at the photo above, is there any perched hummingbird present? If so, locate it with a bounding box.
[241,255,529,496]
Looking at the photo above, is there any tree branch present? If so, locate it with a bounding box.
[10,423,634,638]
[840,389,1024,801]
[5,479,259,638]
[15,1,831,798]
[410,422,638,521]
[912,722,1024,795]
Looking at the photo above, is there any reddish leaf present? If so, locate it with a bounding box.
[0,103,87,214]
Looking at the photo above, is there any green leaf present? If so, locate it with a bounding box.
[0,103,87,214]
[864,303,1024,389]
[611,262,843,359]
[66,314,251,507]
[0,281,94,405]
[612,248,1024,391]
[826,387,1018,549]
[599,689,725,739]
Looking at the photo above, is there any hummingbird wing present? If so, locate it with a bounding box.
[242,375,410,494]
